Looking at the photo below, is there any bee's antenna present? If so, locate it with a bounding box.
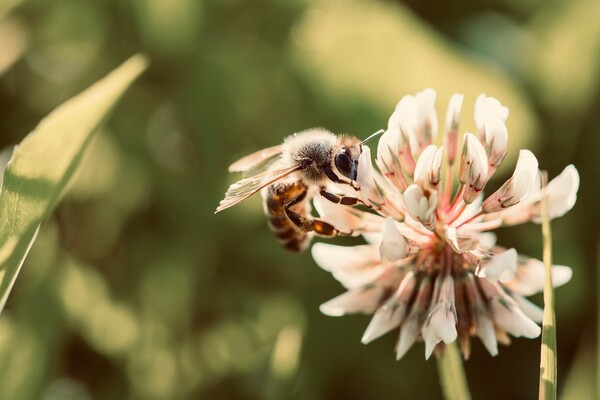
[361,129,385,145]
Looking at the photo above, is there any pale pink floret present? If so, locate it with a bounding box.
[312,89,579,360]
[458,133,489,203]
[379,217,415,262]
[444,93,464,165]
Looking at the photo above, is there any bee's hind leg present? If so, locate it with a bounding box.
[284,192,352,237]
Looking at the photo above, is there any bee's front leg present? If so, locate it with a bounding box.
[319,189,372,209]
[323,167,361,191]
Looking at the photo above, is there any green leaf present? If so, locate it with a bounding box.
[0,54,148,313]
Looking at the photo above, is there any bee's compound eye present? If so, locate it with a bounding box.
[335,152,355,180]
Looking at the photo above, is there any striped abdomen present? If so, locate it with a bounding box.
[263,181,311,252]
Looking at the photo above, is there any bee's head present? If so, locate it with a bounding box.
[334,136,362,181]
[334,130,383,182]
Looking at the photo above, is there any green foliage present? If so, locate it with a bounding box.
[0,55,148,313]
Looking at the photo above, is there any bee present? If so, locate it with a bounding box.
[216,128,383,252]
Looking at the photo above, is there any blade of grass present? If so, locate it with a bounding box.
[539,171,557,400]
[0,54,148,314]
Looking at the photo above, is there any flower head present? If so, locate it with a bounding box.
[312,89,578,360]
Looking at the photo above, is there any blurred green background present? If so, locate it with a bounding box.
[0,0,598,399]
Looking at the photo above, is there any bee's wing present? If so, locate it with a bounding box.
[215,164,301,213]
[228,145,283,174]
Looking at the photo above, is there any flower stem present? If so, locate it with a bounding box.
[538,171,557,400]
[436,342,471,400]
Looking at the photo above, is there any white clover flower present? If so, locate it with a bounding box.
[311,89,578,360]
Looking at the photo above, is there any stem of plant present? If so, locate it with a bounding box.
[539,171,557,400]
[437,342,471,400]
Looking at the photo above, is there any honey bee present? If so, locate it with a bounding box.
[216,128,383,252]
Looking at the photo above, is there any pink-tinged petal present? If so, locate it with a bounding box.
[362,232,383,245]
[476,232,497,250]
[478,248,517,282]
[495,205,532,226]
[499,164,578,226]
[390,96,419,156]
[503,257,572,296]
[311,243,378,273]
[396,309,420,360]
[445,227,460,252]
[356,146,383,206]
[311,243,386,289]
[403,184,437,230]
[403,185,423,217]
[397,277,432,359]
[483,118,508,175]
[371,168,407,220]
[480,280,541,338]
[397,125,416,177]
[313,196,362,234]
[551,265,575,288]
[391,89,438,157]
[394,94,417,116]
[483,150,539,212]
[422,323,438,360]
[352,209,387,236]
[511,150,539,200]
[376,128,407,191]
[413,145,443,189]
[445,93,464,133]
[476,313,498,356]
[415,88,439,149]
[484,118,508,158]
[463,275,499,356]
[473,93,486,132]
[320,284,387,317]
[457,133,479,183]
[474,94,509,135]
[413,145,438,185]
[379,217,412,262]
[532,164,580,223]
[431,146,444,186]
[425,276,458,348]
[422,278,457,360]
[376,128,399,168]
[334,267,391,291]
[450,196,483,226]
[445,227,478,253]
[357,146,403,219]
[444,93,464,165]
[458,133,489,203]
[361,271,417,344]
[363,301,407,345]
[511,293,543,323]
[491,299,541,338]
